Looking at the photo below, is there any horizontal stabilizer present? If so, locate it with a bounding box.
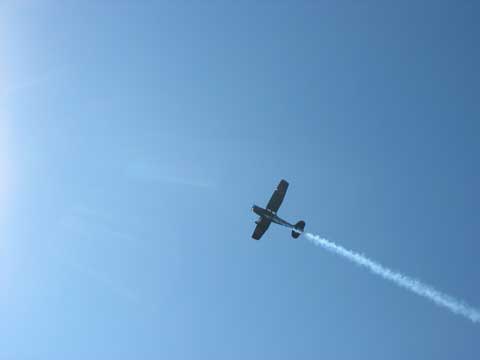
[291,220,306,239]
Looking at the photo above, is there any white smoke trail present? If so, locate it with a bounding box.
[304,232,480,323]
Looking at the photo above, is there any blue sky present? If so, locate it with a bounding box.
[1,1,480,359]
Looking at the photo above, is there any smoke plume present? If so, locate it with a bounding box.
[305,232,480,324]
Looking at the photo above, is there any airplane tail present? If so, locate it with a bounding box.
[291,220,306,239]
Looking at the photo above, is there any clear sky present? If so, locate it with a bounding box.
[2,1,480,359]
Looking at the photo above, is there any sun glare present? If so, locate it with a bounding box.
[0,117,9,218]
[0,7,11,224]
[0,93,8,292]
[0,65,10,225]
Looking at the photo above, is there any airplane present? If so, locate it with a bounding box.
[251,179,305,240]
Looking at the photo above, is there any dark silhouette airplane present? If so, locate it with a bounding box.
[251,179,305,240]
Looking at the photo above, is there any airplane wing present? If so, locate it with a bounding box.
[252,217,271,240]
[266,179,289,213]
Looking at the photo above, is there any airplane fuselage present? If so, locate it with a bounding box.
[252,205,294,229]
